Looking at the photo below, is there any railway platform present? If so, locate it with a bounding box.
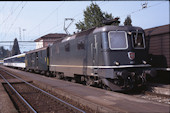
[0,65,169,113]
[0,80,17,113]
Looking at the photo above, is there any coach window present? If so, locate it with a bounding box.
[20,57,25,63]
[108,31,128,50]
[11,58,14,62]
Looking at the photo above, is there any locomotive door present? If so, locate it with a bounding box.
[35,52,38,69]
[91,35,99,67]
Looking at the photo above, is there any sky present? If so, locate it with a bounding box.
[0,1,169,53]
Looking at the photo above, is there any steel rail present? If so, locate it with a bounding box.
[0,73,37,113]
[3,70,86,113]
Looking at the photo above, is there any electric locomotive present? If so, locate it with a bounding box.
[49,25,155,90]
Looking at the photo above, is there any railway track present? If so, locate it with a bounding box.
[134,91,170,105]
[0,70,15,79]
[120,86,170,105]
[0,70,87,113]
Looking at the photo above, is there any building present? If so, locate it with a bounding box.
[34,33,67,49]
[145,24,170,70]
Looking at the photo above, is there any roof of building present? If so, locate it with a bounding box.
[145,24,170,36]
[34,33,67,42]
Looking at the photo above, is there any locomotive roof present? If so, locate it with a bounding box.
[58,25,144,43]
[26,47,48,54]
[93,25,144,34]
[61,27,95,43]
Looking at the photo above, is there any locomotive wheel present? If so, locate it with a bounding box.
[85,80,92,86]
[45,71,50,77]
[56,72,64,79]
[56,74,62,79]
[85,77,94,86]
[102,84,111,91]
[71,79,76,83]
[74,75,82,83]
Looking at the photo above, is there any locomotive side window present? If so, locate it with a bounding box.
[77,40,85,50]
[108,31,128,50]
[16,57,25,63]
[132,32,145,49]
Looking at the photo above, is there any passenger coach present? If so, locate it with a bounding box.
[25,47,50,75]
[3,53,26,69]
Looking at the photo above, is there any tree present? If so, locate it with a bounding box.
[75,3,120,31]
[124,15,132,26]
[11,38,21,56]
[0,46,10,59]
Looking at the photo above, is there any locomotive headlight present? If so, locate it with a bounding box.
[143,60,147,64]
[114,61,120,66]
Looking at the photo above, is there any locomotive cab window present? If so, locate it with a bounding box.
[108,31,128,50]
[132,32,145,49]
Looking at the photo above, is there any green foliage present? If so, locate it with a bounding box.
[0,46,10,59]
[11,38,21,56]
[103,12,113,20]
[76,3,119,31]
[75,21,86,31]
[124,15,132,26]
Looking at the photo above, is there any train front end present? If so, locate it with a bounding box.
[98,26,155,90]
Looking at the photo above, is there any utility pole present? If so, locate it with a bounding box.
[19,27,21,41]
[23,29,26,41]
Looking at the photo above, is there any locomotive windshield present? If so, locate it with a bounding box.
[108,31,128,50]
[132,32,145,49]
